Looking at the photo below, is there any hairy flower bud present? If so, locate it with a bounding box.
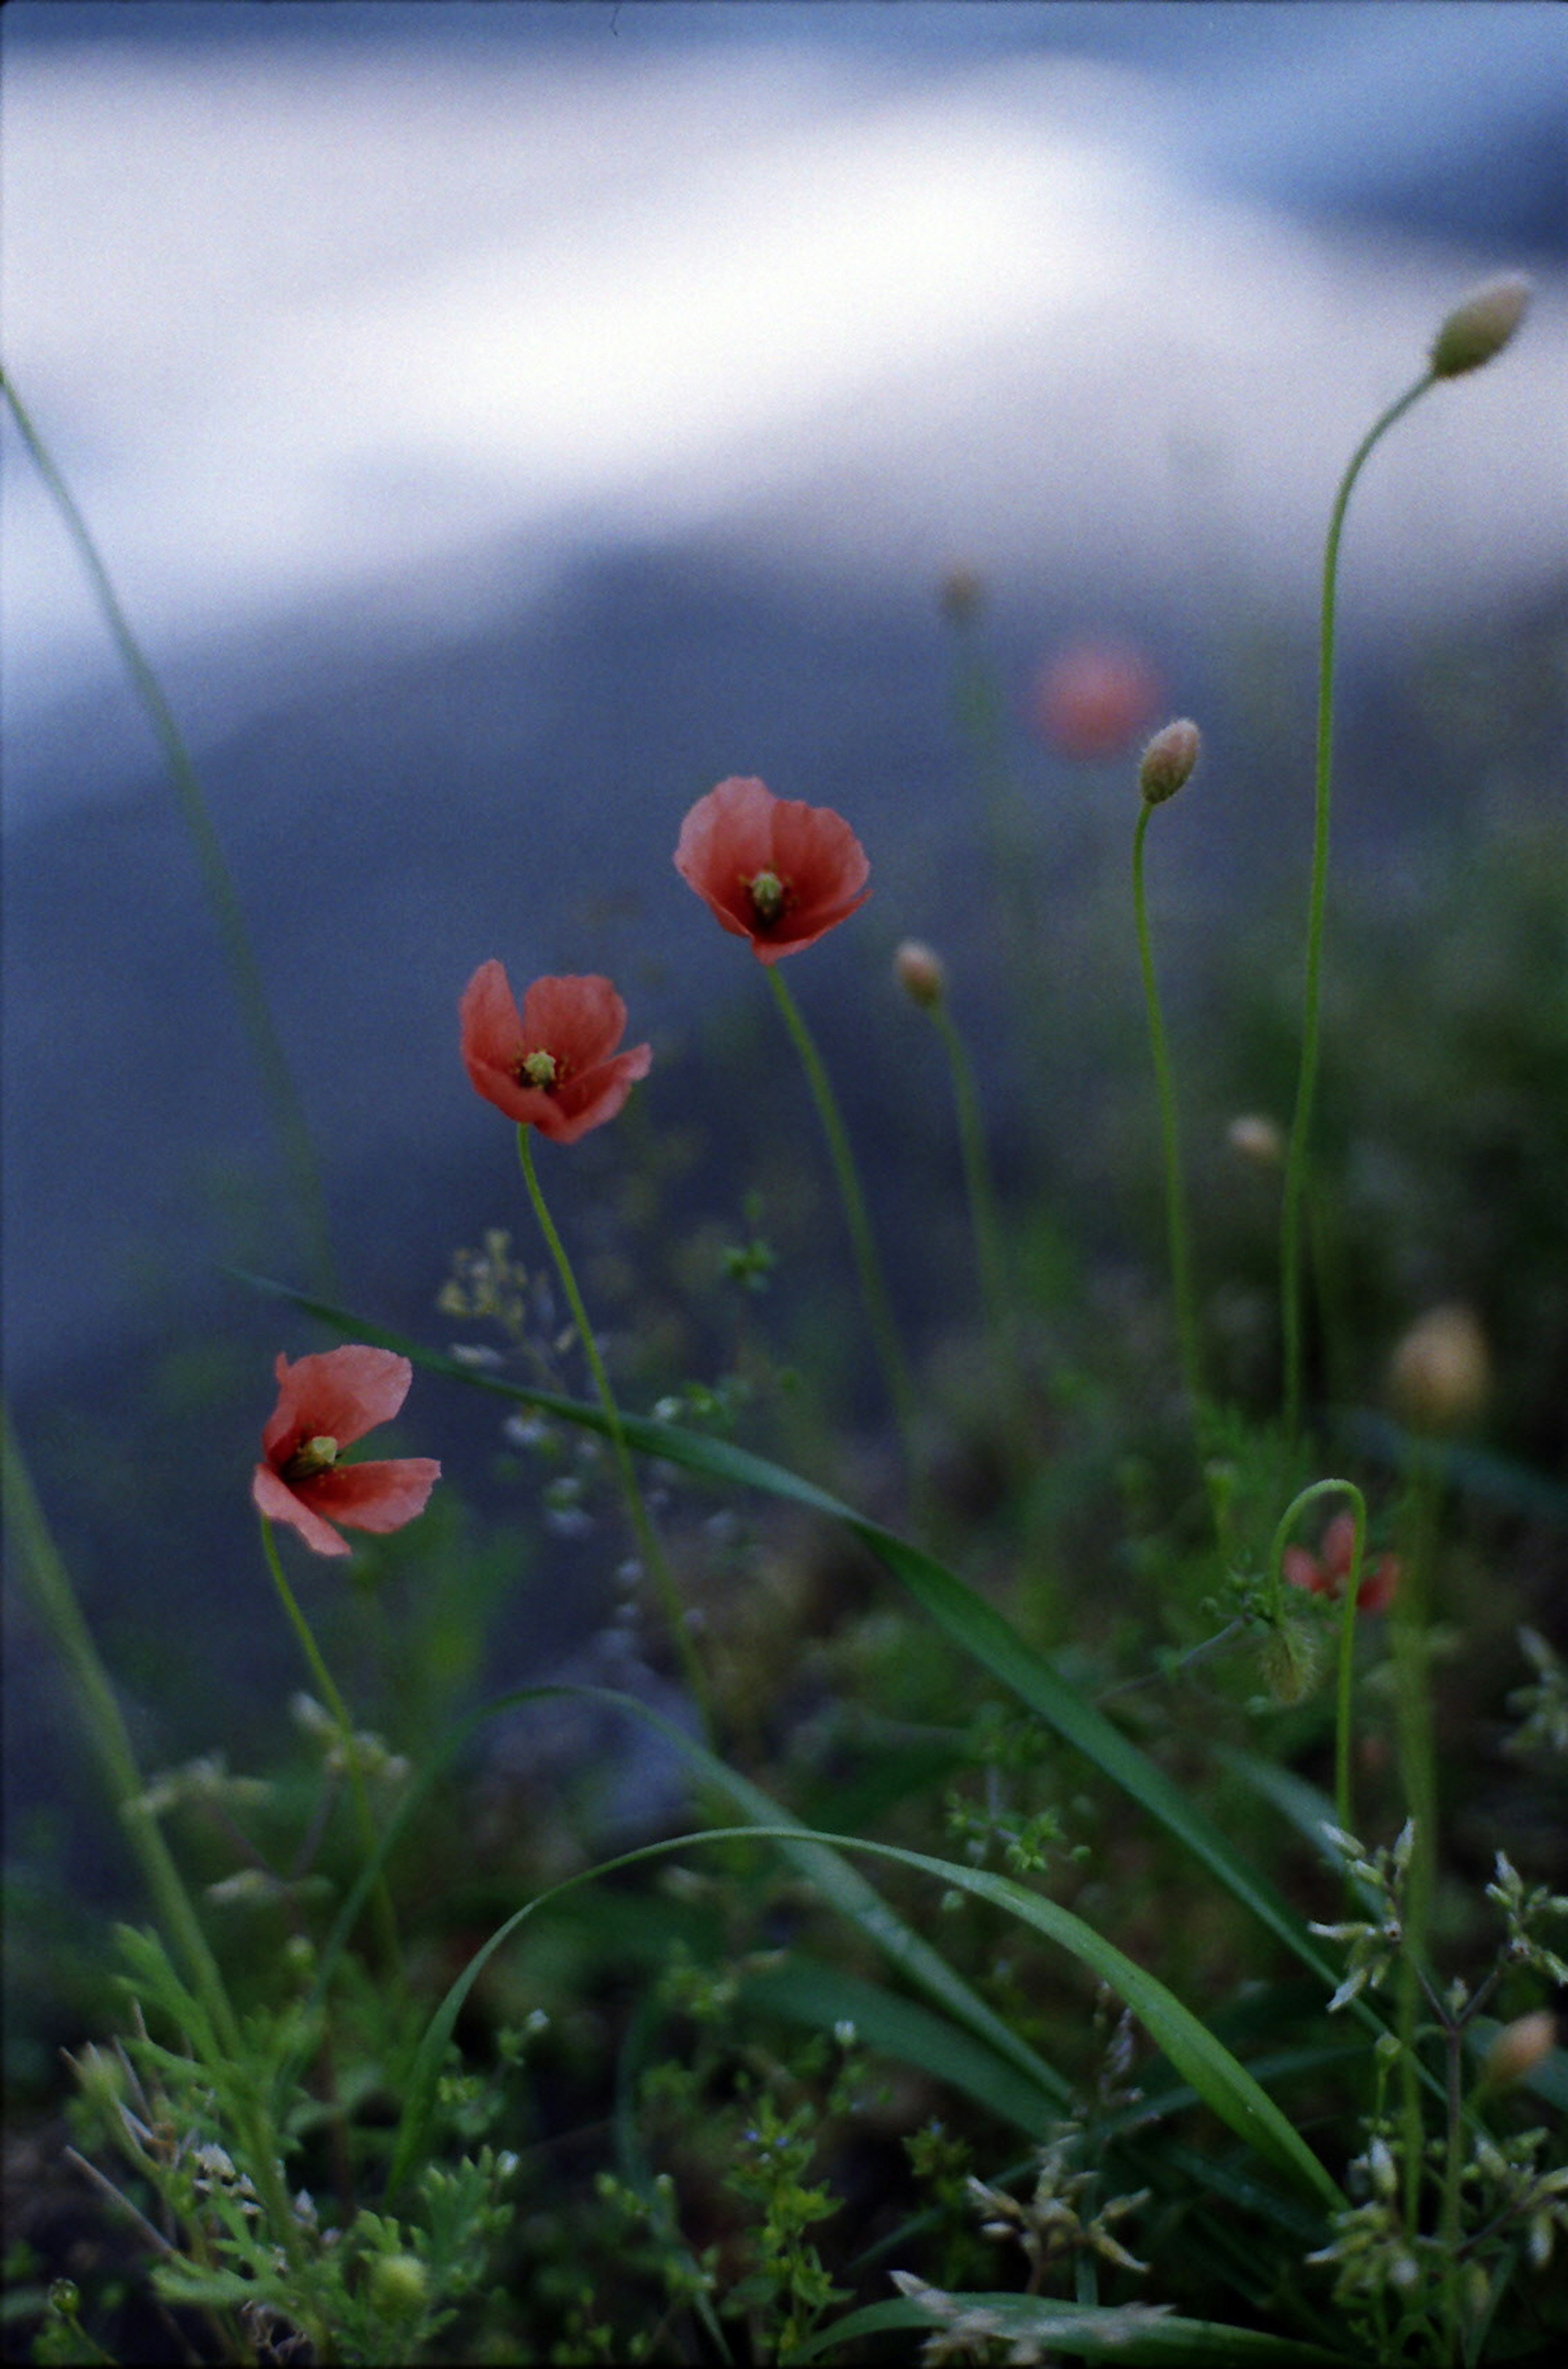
[368,2253,429,2317]
[1388,1303,1490,1433]
[1138,718,1200,806]
[1481,2009,1557,2088]
[894,939,947,1008]
[1430,274,1530,379]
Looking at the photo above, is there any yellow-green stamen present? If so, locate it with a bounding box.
[285,1435,339,1480]
[522,1049,558,1089]
[747,869,788,924]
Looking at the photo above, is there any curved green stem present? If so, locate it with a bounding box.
[1132,800,1203,1426]
[1,369,335,1297]
[6,1409,312,2283]
[4,1406,241,2057]
[517,1125,713,1734]
[258,1515,402,1976]
[766,965,923,1506]
[1280,371,1434,1440]
[1266,1475,1367,1839]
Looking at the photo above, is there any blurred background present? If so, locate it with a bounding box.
[4,0,1566,1983]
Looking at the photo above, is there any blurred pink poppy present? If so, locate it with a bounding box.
[1284,1511,1400,1616]
[253,1346,440,1558]
[1029,639,1163,760]
[460,963,651,1142]
[675,776,870,963]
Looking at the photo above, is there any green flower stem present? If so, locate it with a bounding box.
[1131,800,1204,1425]
[947,617,1041,1031]
[1,369,335,1299]
[517,1125,714,1735]
[1266,1475,1367,1839]
[765,964,923,1507]
[926,997,1023,1423]
[4,1410,311,2282]
[1391,1444,1442,2231]
[258,1515,403,1977]
[1280,370,1434,1441]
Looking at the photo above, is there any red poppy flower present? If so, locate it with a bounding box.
[1284,1510,1400,1616]
[460,963,652,1142]
[252,1346,440,1558]
[1028,639,1163,761]
[674,776,871,963]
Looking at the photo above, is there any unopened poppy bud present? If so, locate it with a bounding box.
[1388,1303,1490,1433]
[1138,718,1200,806]
[1481,2009,1557,2088]
[1227,1114,1284,1169]
[895,940,947,1009]
[1430,274,1530,379]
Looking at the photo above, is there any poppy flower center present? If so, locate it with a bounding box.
[745,869,791,925]
[520,1049,559,1090]
[284,1434,340,1481]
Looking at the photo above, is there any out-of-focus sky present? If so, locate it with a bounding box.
[4,0,1565,799]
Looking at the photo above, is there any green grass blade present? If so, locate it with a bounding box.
[381,1818,1340,2210]
[790,2292,1364,2365]
[739,1954,1062,2139]
[313,1682,1062,2193]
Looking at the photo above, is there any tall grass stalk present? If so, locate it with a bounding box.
[1,369,335,1297]
[4,1409,308,2279]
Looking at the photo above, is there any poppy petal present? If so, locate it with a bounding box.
[261,1346,414,1461]
[298,1458,442,1535]
[253,1461,352,1556]
[520,974,629,1072]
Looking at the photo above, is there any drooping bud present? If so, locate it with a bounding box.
[1227,1113,1284,1169]
[1430,274,1530,379]
[894,939,947,1009]
[1138,717,1201,807]
[1481,2009,1557,2088]
[1260,1618,1323,1706]
[1387,1303,1490,1433]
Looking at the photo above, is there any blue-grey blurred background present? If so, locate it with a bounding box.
[3,1,1565,1935]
